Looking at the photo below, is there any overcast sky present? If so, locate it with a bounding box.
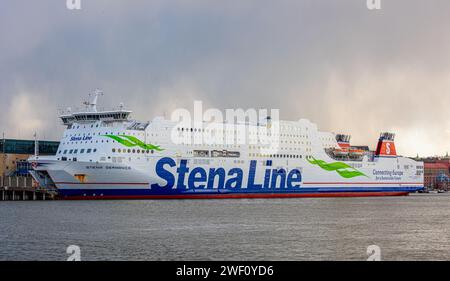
[1,0,449,157]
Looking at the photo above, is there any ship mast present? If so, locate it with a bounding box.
[84,89,103,112]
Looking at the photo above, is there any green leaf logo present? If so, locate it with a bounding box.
[307,157,367,178]
[103,135,163,151]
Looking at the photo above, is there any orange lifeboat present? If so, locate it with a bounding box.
[349,148,364,157]
[333,148,349,157]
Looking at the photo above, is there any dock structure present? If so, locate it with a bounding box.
[0,176,56,201]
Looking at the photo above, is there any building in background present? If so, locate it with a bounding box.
[418,155,450,190]
[0,139,60,177]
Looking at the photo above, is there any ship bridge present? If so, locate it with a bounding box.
[59,90,132,126]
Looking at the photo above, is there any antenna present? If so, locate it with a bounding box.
[87,89,104,112]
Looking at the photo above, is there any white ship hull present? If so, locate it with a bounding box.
[30,154,423,199]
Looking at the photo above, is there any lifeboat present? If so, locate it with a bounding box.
[349,148,364,157]
[332,148,348,157]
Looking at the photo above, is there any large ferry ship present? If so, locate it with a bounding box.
[29,92,424,199]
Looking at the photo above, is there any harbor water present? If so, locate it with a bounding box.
[0,193,449,260]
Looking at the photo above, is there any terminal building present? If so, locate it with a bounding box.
[0,139,60,177]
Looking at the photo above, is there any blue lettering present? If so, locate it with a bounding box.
[263,169,271,188]
[226,168,243,189]
[271,169,287,188]
[248,160,262,189]
[287,169,302,188]
[70,136,92,142]
[188,167,207,189]
[151,157,175,189]
[176,160,189,189]
[207,168,226,189]
[152,158,302,190]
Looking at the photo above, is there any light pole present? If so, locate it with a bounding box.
[34,132,39,158]
[2,132,5,185]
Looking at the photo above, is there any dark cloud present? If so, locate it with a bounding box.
[0,0,449,156]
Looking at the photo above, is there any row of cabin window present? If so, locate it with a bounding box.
[59,148,97,155]
[64,132,153,139]
[65,132,123,137]
[249,153,311,159]
[69,122,126,129]
[112,148,155,154]
[68,124,101,129]
[177,128,310,138]
[62,140,110,145]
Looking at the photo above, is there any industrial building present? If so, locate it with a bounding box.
[421,156,450,191]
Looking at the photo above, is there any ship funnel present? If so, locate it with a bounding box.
[375,132,397,157]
